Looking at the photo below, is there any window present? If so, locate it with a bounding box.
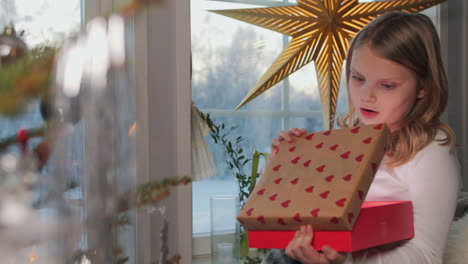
[191,0,440,257]
[190,0,350,255]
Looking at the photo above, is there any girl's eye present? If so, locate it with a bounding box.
[381,83,394,89]
[351,75,364,82]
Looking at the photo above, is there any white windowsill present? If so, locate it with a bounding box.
[193,233,265,263]
[192,255,212,264]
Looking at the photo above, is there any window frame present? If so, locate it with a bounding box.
[128,0,193,263]
[440,1,468,191]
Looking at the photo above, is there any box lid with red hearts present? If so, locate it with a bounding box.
[237,123,391,231]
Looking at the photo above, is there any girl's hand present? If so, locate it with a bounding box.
[285,225,347,264]
[271,128,307,156]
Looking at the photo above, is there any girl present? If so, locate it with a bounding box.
[265,12,460,264]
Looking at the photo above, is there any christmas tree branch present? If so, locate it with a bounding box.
[113,176,190,264]
[0,46,55,117]
[115,176,191,213]
[0,125,47,151]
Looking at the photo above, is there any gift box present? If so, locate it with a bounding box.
[247,201,414,252]
[237,124,391,231]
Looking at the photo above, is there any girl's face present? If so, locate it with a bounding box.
[348,44,425,132]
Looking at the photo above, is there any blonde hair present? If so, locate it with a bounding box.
[337,12,455,167]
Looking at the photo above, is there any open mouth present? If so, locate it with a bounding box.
[361,108,377,113]
[359,108,379,118]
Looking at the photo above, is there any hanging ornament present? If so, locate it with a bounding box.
[0,24,28,67]
[16,129,29,155]
[211,0,446,129]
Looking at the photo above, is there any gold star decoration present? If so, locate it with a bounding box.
[210,0,446,129]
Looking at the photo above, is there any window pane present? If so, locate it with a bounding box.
[289,58,349,116]
[193,115,281,235]
[289,117,323,133]
[336,66,349,116]
[191,0,284,111]
[207,116,281,178]
[288,63,322,112]
[192,179,238,235]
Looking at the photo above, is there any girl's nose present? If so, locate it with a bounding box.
[361,85,376,103]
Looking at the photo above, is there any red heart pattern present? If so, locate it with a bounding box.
[273,165,281,171]
[351,127,360,134]
[323,130,331,136]
[358,190,364,200]
[289,146,296,152]
[269,194,278,201]
[257,189,265,195]
[362,137,372,144]
[355,154,363,162]
[277,218,286,225]
[342,174,352,181]
[305,186,314,193]
[340,151,351,159]
[315,142,324,149]
[348,212,354,223]
[330,144,339,151]
[320,191,330,199]
[305,133,314,140]
[290,178,299,184]
[335,198,346,207]
[247,208,254,216]
[274,178,283,184]
[291,157,300,164]
[310,208,320,217]
[303,160,311,167]
[325,175,334,182]
[293,213,302,222]
[374,124,383,130]
[316,165,326,172]
[281,200,291,208]
[257,216,265,224]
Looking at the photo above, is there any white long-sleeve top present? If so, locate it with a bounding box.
[346,133,460,264]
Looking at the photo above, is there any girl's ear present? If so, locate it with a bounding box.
[417,88,426,99]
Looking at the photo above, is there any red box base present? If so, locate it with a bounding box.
[248,201,414,252]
